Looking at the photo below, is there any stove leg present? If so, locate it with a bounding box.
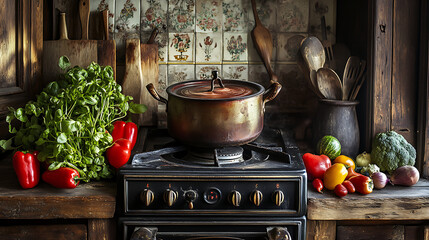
[130,227,158,240]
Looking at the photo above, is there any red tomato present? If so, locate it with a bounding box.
[334,184,348,197]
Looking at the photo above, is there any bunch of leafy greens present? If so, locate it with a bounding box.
[0,56,146,182]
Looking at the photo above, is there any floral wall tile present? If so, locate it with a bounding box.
[222,65,248,80]
[167,64,196,85]
[309,0,336,42]
[115,0,140,63]
[196,65,221,80]
[222,0,248,32]
[141,0,168,31]
[247,33,277,63]
[168,0,196,32]
[277,0,309,32]
[223,32,248,62]
[196,33,221,63]
[168,33,194,62]
[141,31,169,62]
[247,0,277,32]
[277,33,306,62]
[196,0,222,32]
[91,0,115,39]
[158,64,168,98]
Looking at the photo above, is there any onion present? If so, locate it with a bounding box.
[371,172,388,189]
[390,166,420,186]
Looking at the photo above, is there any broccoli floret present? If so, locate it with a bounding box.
[371,131,416,174]
[361,164,380,176]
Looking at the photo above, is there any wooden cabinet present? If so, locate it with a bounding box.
[0,0,43,138]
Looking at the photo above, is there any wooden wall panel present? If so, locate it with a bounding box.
[369,0,393,139]
[0,0,17,89]
[391,0,420,146]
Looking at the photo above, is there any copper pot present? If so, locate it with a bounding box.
[146,71,281,147]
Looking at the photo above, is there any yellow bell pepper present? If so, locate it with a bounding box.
[323,163,348,190]
[334,155,356,170]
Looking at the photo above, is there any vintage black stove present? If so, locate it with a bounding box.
[118,127,307,240]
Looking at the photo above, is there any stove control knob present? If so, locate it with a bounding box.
[163,189,178,207]
[272,190,285,206]
[250,190,263,206]
[229,190,242,207]
[185,190,197,209]
[140,189,155,206]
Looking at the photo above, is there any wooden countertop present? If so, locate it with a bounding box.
[0,156,116,220]
[307,179,429,221]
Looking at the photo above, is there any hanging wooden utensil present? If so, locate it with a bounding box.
[250,0,278,83]
[79,0,90,40]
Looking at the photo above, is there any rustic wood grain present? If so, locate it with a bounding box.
[43,39,116,86]
[425,225,429,240]
[0,224,87,240]
[391,0,420,146]
[337,225,404,240]
[97,40,117,80]
[306,220,336,240]
[0,157,116,219]
[368,0,393,142]
[307,179,429,221]
[140,44,159,126]
[88,218,116,240]
[122,39,144,126]
[417,0,429,178]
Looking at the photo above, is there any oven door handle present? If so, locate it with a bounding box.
[130,227,158,240]
[267,227,292,240]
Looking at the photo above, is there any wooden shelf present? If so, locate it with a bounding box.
[308,179,429,221]
[0,156,116,220]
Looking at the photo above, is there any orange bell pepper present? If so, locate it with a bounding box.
[346,167,362,180]
[323,163,348,190]
[334,155,356,170]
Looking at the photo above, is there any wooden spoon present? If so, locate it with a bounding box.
[342,56,360,100]
[79,0,90,40]
[316,67,342,100]
[250,0,278,83]
[300,36,326,74]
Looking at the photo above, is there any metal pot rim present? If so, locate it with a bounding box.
[166,79,265,101]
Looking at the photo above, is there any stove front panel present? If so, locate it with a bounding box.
[122,174,306,217]
[119,217,306,240]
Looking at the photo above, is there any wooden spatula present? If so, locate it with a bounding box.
[250,0,278,83]
[79,0,90,40]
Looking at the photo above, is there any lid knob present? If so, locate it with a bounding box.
[210,70,224,92]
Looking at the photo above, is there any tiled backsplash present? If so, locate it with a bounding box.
[91,0,336,112]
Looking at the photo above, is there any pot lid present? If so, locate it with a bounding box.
[167,71,264,100]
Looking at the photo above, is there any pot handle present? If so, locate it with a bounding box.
[263,82,282,105]
[146,83,168,105]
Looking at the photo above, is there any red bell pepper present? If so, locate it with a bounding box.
[13,151,40,189]
[106,138,132,168]
[42,167,80,189]
[302,153,331,180]
[349,175,374,195]
[111,121,138,150]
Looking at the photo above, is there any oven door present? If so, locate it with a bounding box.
[119,217,306,240]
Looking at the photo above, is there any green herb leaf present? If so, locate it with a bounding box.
[57,133,67,143]
[0,138,13,151]
[129,102,147,114]
[58,56,71,71]
[48,162,63,171]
